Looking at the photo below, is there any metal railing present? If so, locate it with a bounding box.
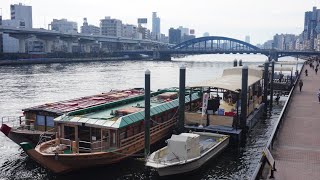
[250,63,304,180]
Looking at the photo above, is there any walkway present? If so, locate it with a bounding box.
[272,62,320,180]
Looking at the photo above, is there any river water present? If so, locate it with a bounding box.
[0,55,302,180]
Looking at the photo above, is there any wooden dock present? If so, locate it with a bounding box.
[272,63,320,179]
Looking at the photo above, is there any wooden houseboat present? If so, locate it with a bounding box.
[185,66,265,137]
[21,89,201,173]
[0,88,145,147]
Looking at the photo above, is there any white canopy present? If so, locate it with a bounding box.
[190,67,263,92]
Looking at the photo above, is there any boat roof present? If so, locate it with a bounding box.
[55,93,200,129]
[189,67,263,92]
[22,89,144,115]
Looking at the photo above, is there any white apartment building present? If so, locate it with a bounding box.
[100,17,122,37]
[10,3,32,28]
[81,18,100,35]
[122,24,138,38]
[50,19,78,33]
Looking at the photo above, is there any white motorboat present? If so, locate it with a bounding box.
[145,132,230,176]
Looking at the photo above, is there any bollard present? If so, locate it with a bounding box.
[178,66,186,133]
[240,65,248,129]
[233,59,238,67]
[239,59,243,66]
[144,69,151,159]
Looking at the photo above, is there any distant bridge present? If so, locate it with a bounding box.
[115,36,320,61]
[0,26,172,53]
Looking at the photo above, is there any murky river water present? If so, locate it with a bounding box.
[0,55,302,179]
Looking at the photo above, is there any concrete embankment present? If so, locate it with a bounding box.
[0,56,150,66]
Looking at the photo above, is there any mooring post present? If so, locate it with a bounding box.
[178,65,186,134]
[239,59,243,66]
[263,60,269,114]
[240,65,248,129]
[233,59,238,67]
[144,69,151,159]
[270,60,275,110]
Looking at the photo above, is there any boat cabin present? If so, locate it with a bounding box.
[47,89,201,154]
[185,67,264,129]
[20,89,145,132]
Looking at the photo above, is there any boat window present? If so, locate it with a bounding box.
[46,116,54,127]
[91,127,101,141]
[36,115,45,126]
[78,126,90,142]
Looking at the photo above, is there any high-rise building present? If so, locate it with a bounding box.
[169,28,181,44]
[152,12,160,40]
[50,19,78,33]
[178,26,189,36]
[245,36,250,43]
[302,7,320,49]
[10,3,32,28]
[100,16,122,37]
[81,18,100,35]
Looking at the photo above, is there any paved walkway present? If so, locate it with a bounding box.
[272,62,320,180]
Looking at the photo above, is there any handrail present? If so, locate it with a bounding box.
[250,63,304,180]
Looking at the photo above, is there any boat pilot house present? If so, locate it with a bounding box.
[186,67,264,130]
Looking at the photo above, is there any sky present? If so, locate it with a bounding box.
[0,0,319,45]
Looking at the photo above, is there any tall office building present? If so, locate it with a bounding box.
[100,16,122,37]
[152,12,160,40]
[50,19,78,33]
[81,18,100,35]
[245,36,250,43]
[302,7,320,49]
[10,3,32,28]
[169,28,181,44]
[2,3,33,53]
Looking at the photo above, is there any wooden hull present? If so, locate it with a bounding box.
[28,122,174,174]
[156,137,229,176]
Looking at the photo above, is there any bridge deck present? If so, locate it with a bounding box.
[272,63,320,179]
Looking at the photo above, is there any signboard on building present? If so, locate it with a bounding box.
[138,18,147,24]
[190,29,195,35]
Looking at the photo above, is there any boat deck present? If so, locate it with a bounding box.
[272,64,320,179]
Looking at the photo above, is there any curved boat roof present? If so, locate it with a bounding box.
[189,67,263,92]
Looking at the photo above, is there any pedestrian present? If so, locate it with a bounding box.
[275,93,280,105]
[305,69,308,76]
[316,67,318,75]
[299,80,303,92]
[318,89,320,103]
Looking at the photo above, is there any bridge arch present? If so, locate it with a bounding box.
[172,36,260,51]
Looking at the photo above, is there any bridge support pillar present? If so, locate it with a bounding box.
[152,50,160,60]
[67,41,73,53]
[10,34,30,53]
[44,40,53,53]
[83,44,91,53]
[18,39,26,53]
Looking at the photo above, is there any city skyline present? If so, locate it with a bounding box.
[0,0,319,44]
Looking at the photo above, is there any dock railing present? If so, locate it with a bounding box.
[250,64,304,180]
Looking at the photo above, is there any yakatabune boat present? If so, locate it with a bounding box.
[0,88,145,147]
[21,89,201,173]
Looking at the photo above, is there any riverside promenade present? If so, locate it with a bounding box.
[272,62,320,179]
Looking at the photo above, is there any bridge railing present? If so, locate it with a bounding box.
[250,63,304,180]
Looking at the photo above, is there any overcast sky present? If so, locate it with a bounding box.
[0,0,319,44]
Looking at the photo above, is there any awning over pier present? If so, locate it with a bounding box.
[189,67,263,92]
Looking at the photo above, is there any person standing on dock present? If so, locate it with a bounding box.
[305,69,308,76]
[299,80,303,92]
[315,67,318,75]
[318,89,320,103]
